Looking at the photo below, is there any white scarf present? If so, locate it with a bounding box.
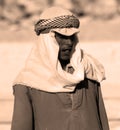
[14,32,105,92]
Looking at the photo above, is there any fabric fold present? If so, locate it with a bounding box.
[14,32,106,92]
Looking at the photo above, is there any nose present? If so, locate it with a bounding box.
[64,38,73,46]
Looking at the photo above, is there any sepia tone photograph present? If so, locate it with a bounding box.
[0,0,120,130]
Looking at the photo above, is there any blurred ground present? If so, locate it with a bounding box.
[0,2,120,130]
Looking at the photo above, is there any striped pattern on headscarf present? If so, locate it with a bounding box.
[35,15,80,35]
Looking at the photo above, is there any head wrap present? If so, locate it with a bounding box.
[35,15,79,35]
[13,7,105,92]
[34,6,80,36]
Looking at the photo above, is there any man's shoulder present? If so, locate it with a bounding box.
[76,78,100,89]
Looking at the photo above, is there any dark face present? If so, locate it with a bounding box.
[55,32,78,63]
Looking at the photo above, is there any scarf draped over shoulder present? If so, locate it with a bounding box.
[13,32,105,92]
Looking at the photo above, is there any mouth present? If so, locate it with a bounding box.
[59,46,73,60]
[62,46,72,52]
[61,49,72,56]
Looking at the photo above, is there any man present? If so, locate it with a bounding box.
[11,6,109,130]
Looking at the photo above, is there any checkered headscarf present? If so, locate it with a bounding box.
[34,15,80,35]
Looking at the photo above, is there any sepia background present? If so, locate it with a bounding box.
[0,0,120,130]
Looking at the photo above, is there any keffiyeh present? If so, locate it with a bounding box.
[14,32,105,92]
[13,6,105,92]
[35,15,80,35]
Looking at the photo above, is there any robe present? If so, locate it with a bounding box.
[11,78,109,130]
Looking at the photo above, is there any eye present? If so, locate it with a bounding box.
[55,32,65,39]
[55,32,65,45]
[55,32,74,40]
[71,34,78,44]
[55,32,78,46]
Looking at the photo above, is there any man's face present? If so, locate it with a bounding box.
[55,33,78,61]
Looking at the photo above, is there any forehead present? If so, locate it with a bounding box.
[54,32,78,47]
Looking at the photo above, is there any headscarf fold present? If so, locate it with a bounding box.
[13,32,106,92]
[13,6,105,92]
